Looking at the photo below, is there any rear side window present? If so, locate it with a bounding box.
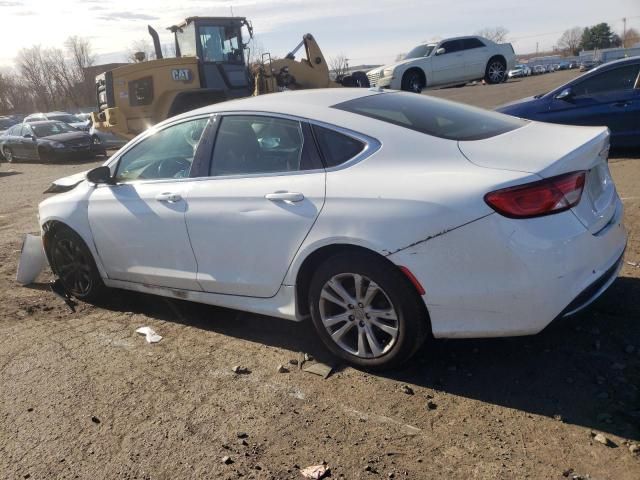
[312,125,365,168]
[333,93,526,141]
[463,38,485,49]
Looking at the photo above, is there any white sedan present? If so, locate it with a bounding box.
[38,89,627,369]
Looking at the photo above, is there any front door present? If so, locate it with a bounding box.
[185,114,326,297]
[88,116,211,290]
[431,39,465,85]
[545,63,640,145]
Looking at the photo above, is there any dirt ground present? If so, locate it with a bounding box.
[1,71,639,480]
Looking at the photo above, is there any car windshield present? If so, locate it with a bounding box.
[405,44,435,59]
[333,92,526,141]
[49,114,82,123]
[32,122,77,137]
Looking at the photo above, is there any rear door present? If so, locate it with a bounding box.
[185,114,326,297]
[431,39,465,85]
[545,63,640,145]
[461,38,488,79]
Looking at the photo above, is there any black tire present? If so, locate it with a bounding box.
[401,70,425,93]
[3,147,15,163]
[484,57,507,84]
[47,227,107,303]
[350,71,370,88]
[308,252,429,370]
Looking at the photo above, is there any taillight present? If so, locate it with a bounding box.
[484,171,586,219]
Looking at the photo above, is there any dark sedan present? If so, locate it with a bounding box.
[0,120,105,163]
[496,57,640,148]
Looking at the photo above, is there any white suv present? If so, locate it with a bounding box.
[367,36,516,92]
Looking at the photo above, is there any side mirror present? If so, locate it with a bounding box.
[86,166,114,185]
[555,87,574,101]
[435,47,446,56]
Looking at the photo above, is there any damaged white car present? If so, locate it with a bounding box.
[37,89,627,369]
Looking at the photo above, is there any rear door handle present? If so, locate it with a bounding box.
[155,192,182,203]
[265,191,305,203]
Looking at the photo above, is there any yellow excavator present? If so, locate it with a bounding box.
[91,17,368,141]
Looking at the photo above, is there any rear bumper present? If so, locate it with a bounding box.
[389,198,627,338]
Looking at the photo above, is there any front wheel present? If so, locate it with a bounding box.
[401,70,425,93]
[309,252,429,370]
[47,227,107,302]
[3,147,15,163]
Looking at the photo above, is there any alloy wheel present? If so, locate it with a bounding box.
[319,273,399,359]
[52,238,93,296]
[488,62,505,83]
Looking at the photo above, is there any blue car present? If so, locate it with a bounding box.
[496,57,640,148]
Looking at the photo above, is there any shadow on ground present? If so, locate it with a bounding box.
[0,170,21,178]
[65,275,640,441]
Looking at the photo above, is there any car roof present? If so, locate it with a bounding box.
[171,88,385,124]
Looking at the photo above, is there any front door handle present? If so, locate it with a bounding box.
[265,191,305,203]
[155,192,182,203]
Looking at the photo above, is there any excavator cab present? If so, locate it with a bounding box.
[93,16,253,139]
[170,17,253,94]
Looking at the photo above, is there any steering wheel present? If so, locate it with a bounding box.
[154,157,191,179]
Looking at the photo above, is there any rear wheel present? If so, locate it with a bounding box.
[401,70,425,93]
[47,227,107,302]
[309,252,429,370]
[485,58,506,84]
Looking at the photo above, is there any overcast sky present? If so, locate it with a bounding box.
[0,0,638,69]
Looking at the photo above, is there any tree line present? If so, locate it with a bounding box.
[0,37,96,116]
[557,22,639,56]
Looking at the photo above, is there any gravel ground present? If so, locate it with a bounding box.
[0,72,638,480]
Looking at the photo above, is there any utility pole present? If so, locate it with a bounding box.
[536,42,539,55]
[623,17,627,47]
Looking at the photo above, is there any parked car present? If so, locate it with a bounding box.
[24,112,90,131]
[569,62,578,69]
[37,89,626,369]
[532,65,546,75]
[579,60,600,72]
[366,36,516,92]
[496,57,640,148]
[508,64,531,78]
[0,116,19,136]
[0,120,105,163]
[89,124,128,150]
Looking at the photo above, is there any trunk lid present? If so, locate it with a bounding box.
[459,121,616,234]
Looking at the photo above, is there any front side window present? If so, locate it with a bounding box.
[572,64,640,97]
[176,22,197,57]
[199,25,242,63]
[115,118,209,182]
[210,116,306,176]
[333,92,526,141]
[440,40,463,54]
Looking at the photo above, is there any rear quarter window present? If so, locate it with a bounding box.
[333,92,526,141]
[312,125,365,168]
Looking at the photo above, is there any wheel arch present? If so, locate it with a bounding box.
[41,218,107,279]
[487,54,507,69]
[293,243,429,325]
[402,67,427,87]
